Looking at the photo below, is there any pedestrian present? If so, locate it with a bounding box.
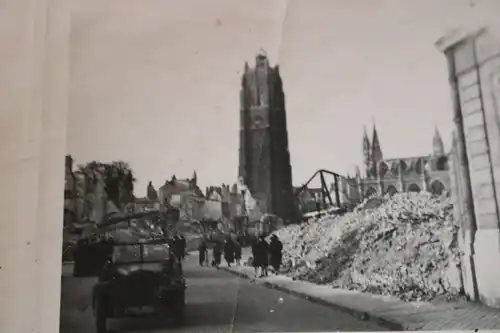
[172,234,182,260]
[213,241,222,268]
[234,238,242,266]
[255,234,269,277]
[179,234,187,259]
[269,234,283,273]
[251,236,259,277]
[223,235,236,267]
[198,239,208,267]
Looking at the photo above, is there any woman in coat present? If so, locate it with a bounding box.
[269,234,283,273]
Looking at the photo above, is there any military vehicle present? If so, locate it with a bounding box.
[72,207,180,277]
[69,206,185,332]
[92,237,186,333]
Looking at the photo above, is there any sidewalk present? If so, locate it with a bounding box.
[220,249,500,331]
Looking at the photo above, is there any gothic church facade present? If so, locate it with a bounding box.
[338,124,451,203]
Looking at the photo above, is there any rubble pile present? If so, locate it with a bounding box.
[274,192,462,302]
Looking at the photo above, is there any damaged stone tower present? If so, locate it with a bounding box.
[238,52,295,223]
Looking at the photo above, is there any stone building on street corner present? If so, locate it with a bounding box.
[437,23,500,309]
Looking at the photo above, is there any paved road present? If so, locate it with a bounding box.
[60,254,387,333]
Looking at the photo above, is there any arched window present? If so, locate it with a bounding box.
[390,162,399,176]
[378,162,389,178]
[365,186,378,198]
[407,183,421,193]
[430,180,446,195]
[436,156,448,171]
[385,185,398,196]
[413,159,424,174]
[399,160,408,173]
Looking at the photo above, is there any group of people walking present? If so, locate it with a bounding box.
[251,234,283,277]
[198,235,243,268]
[197,233,284,278]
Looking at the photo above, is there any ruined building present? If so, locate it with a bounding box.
[339,123,451,202]
[238,53,295,223]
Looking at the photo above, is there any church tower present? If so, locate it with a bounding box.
[362,126,371,177]
[238,52,295,223]
[371,122,383,166]
[432,126,445,157]
[192,170,198,186]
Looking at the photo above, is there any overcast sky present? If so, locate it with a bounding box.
[67,0,499,196]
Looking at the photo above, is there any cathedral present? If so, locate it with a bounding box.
[338,123,451,203]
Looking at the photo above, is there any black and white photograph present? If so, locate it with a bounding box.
[4,0,500,332]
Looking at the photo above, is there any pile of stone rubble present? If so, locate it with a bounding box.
[274,192,463,302]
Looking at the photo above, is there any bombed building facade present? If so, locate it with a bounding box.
[338,124,451,203]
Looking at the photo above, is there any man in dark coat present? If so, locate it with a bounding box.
[269,234,283,273]
[223,235,236,267]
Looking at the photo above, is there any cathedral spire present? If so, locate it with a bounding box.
[362,125,371,177]
[363,126,370,146]
[371,121,383,164]
[433,125,445,157]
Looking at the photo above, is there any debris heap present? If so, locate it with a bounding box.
[274,192,463,302]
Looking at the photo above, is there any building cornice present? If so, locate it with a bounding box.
[435,26,486,53]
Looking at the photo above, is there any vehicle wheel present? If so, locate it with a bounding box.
[171,290,185,327]
[94,297,108,333]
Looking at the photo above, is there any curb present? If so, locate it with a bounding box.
[220,266,407,331]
